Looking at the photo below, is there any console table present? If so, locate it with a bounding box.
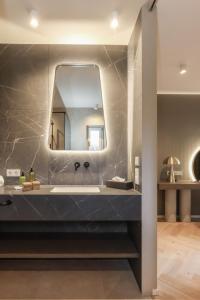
[159,181,200,222]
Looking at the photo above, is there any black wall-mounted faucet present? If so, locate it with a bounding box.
[74,162,81,171]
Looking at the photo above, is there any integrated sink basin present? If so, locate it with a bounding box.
[50,186,100,193]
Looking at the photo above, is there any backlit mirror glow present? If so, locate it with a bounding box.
[49,64,107,151]
[192,150,200,181]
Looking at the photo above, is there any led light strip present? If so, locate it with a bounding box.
[189,147,200,181]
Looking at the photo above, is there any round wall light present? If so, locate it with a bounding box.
[189,147,200,181]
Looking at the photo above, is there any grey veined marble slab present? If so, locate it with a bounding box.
[0,44,128,186]
[0,186,141,221]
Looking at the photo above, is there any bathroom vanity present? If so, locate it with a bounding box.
[0,185,142,288]
[0,9,158,294]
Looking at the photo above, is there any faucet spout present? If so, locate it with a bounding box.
[74,162,81,171]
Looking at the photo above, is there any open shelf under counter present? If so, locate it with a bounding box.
[0,233,139,259]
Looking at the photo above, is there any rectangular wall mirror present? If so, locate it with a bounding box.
[49,65,107,151]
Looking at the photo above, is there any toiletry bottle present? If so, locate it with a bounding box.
[0,175,4,187]
[29,168,35,182]
[19,171,26,185]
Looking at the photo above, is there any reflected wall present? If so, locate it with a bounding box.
[49,64,107,151]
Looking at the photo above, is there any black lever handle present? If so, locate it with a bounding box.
[0,199,13,207]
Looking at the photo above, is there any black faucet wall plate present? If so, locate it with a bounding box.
[84,162,90,169]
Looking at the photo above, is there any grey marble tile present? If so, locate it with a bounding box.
[0,45,49,182]
[48,45,127,185]
[0,194,141,221]
[0,44,49,110]
[0,221,127,233]
[0,44,127,186]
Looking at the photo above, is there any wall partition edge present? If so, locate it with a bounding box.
[128,2,157,296]
[141,3,157,296]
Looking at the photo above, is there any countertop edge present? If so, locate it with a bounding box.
[0,185,142,196]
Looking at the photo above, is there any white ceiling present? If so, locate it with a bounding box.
[55,65,103,108]
[157,0,200,94]
[0,0,199,93]
[0,0,146,45]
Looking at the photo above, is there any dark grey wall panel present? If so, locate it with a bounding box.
[0,44,127,185]
[48,45,127,185]
[158,94,200,216]
[0,45,49,184]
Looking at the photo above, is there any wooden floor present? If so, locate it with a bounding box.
[157,222,200,300]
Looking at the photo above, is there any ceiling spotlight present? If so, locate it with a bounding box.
[179,64,187,75]
[110,11,119,30]
[30,10,39,28]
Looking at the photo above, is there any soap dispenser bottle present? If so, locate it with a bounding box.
[0,175,4,187]
[19,171,26,185]
[29,168,35,182]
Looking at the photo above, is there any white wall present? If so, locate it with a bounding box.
[128,2,157,296]
[67,108,105,150]
[141,4,157,295]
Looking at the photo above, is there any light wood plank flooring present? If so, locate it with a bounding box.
[157,222,200,300]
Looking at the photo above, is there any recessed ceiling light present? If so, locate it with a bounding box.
[179,64,187,75]
[110,11,119,30]
[30,10,39,29]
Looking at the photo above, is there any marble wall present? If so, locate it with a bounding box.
[128,15,142,187]
[0,44,127,185]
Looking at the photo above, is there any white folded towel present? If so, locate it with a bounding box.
[111,176,125,182]
[14,186,22,190]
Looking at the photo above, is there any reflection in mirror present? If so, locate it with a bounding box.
[193,150,200,181]
[49,65,107,151]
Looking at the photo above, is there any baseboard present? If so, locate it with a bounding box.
[157,215,165,221]
[157,214,200,222]
[190,215,200,221]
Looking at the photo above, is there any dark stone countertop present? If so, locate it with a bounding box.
[0,185,141,196]
[0,186,141,221]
